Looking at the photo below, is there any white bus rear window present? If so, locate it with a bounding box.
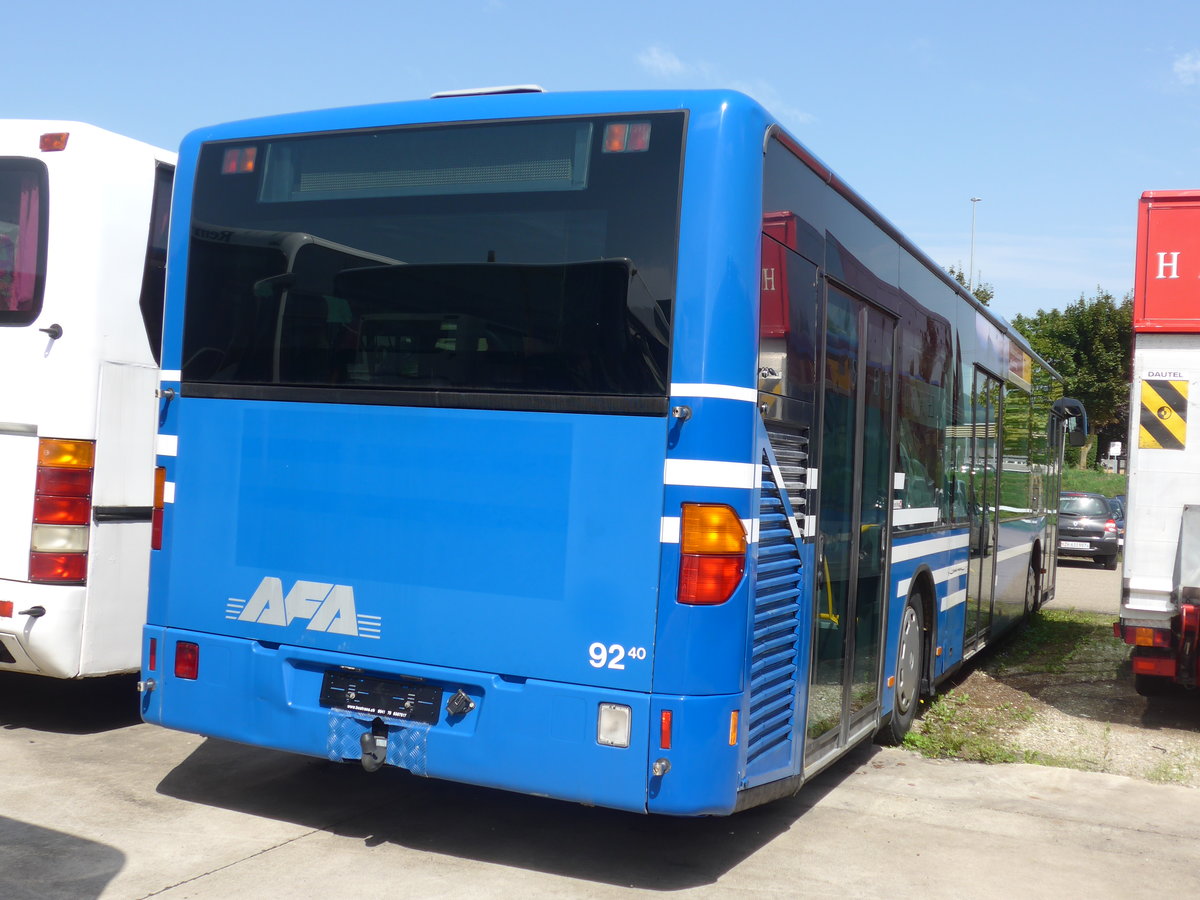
[0,160,47,326]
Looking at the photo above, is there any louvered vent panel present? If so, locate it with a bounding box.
[765,426,808,536]
[746,440,805,770]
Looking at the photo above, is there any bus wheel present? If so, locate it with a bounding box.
[1024,561,1041,617]
[877,591,924,745]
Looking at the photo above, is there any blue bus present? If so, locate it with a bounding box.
[140,88,1086,815]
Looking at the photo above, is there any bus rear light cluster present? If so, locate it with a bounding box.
[29,438,94,585]
[152,466,166,550]
[677,504,746,605]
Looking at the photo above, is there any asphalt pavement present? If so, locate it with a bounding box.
[1,559,1197,899]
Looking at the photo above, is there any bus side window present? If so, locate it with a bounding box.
[138,164,174,364]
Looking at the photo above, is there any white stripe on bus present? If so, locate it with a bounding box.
[664,458,758,490]
[669,383,757,402]
[892,506,939,527]
[157,433,178,457]
[660,516,757,544]
[159,369,181,382]
[890,532,969,563]
[940,589,968,612]
[896,561,969,598]
[163,481,176,504]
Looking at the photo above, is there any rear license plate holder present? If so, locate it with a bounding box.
[320,671,442,724]
[1059,540,1090,550]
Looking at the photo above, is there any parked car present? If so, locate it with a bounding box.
[1107,495,1127,547]
[1058,492,1121,569]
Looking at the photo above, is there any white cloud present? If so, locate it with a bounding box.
[728,79,815,129]
[1173,52,1200,85]
[638,45,688,78]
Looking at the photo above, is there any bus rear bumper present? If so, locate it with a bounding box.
[0,581,87,677]
[140,626,743,816]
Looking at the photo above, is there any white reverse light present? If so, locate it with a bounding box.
[597,703,632,748]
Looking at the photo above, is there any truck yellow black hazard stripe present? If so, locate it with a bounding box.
[1139,379,1188,450]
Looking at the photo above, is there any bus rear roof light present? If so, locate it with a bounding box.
[40,133,69,152]
[603,122,652,153]
[221,147,257,175]
[38,438,95,469]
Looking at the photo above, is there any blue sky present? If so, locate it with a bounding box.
[11,0,1200,321]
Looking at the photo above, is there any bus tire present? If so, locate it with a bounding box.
[1024,559,1041,617]
[877,591,924,745]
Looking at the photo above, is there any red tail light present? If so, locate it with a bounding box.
[660,710,673,750]
[1116,624,1172,647]
[29,552,87,583]
[174,641,199,679]
[148,637,158,671]
[1105,519,1117,534]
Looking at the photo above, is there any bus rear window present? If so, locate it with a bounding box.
[0,159,48,326]
[182,113,684,411]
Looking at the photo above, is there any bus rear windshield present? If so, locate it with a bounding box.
[0,159,48,326]
[183,113,684,410]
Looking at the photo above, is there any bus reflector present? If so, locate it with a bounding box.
[40,132,69,152]
[729,710,739,746]
[222,146,257,174]
[175,641,200,680]
[148,637,157,671]
[0,601,12,617]
[660,710,673,749]
[29,552,87,583]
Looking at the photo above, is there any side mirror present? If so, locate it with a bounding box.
[1052,396,1089,447]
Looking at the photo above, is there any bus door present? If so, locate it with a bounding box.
[966,370,1002,647]
[805,284,895,766]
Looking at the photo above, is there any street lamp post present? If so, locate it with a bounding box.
[969,197,982,292]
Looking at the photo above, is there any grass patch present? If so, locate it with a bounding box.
[1060,469,1126,497]
[991,608,1126,678]
[903,693,1033,763]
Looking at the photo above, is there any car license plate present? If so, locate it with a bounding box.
[320,671,442,724]
[1059,540,1090,550]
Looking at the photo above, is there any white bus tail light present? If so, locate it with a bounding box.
[29,438,94,585]
[677,504,747,605]
[39,132,69,152]
[152,467,166,550]
[597,703,631,747]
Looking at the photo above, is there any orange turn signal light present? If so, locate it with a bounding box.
[681,504,746,555]
[38,438,95,469]
[40,132,69,152]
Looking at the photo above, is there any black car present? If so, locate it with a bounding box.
[1058,492,1120,568]
[1107,495,1127,547]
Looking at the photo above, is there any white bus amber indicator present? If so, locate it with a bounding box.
[226,577,381,638]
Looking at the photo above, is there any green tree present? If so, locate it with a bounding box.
[947,263,994,307]
[1012,289,1133,469]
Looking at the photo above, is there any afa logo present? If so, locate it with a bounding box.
[226,577,381,639]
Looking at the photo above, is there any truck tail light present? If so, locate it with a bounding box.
[1115,624,1172,648]
[29,438,94,584]
[677,504,746,605]
[1131,652,1176,678]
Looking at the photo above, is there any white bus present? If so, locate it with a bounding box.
[0,120,174,677]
